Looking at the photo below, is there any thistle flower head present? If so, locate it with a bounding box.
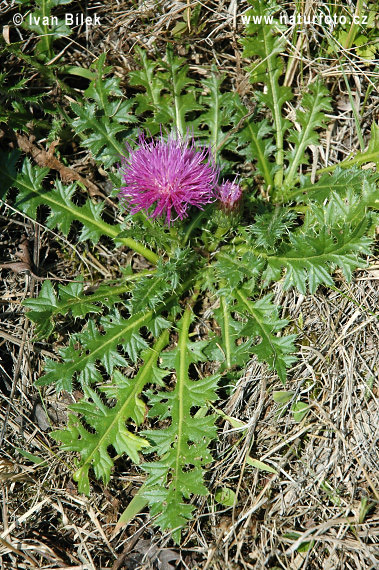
[216,179,242,210]
[118,132,219,224]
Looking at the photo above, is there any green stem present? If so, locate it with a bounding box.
[264,42,284,187]
[220,295,232,369]
[280,149,379,201]
[183,205,213,245]
[342,0,363,50]
[174,288,200,498]
[113,235,159,264]
[316,151,378,175]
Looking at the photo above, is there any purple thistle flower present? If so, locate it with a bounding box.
[118,132,219,224]
[216,179,242,210]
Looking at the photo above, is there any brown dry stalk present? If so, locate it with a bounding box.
[15,133,101,198]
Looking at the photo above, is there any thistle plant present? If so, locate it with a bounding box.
[1,0,378,545]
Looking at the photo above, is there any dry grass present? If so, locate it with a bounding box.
[1,1,378,568]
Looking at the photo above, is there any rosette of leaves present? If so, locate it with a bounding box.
[1,0,378,544]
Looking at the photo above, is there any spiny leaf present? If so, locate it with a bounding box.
[1,156,158,264]
[234,291,297,382]
[0,151,20,200]
[155,46,202,135]
[22,278,148,339]
[141,308,219,543]
[241,0,293,186]
[261,222,372,294]
[67,53,137,167]
[84,53,123,109]
[130,250,190,314]
[129,47,165,118]
[286,168,378,205]
[70,102,132,168]
[232,99,276,187]
[117,212,174,252]
[3,158,116,242]
[195,68,237,152]
[128,46,201,136]
[51,332,169,495]
[216,251,263,293]
[246,208,296,251]
[36,310,154,392]
[283,81,332,190]
[23,0,72,60]
[303,185,378,230]
[211,296,250,370]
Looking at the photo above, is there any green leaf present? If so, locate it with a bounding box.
[141,307,219,543]
[215,487,237,506]
[285,168,375,203]
[283,532,315,552]
[283,81,332,191]
[234,291,297,382]
[15,448,47,466]
[130,250,189,314]
[129,46,202,136]
[129,47,164,120]
[22,277,146,339]
[195,68,237,153]
[365,121,379,168]
[262,222,372,294]
[246,457,278,474]
[1,156,158,264]
[0,151,20,200]
[216,251,263,292]
[61,66,96,80]
[233,99,276,187]
[242,0,293,187]
[22,0,72,60]
[273,391,294,404]
[66,53,137,167]
[211,296,250,370]
[36,310,154,392]
[70,102,130,168]
[156,46,202,135]
[116,486,148,530]
[212,408,247,430]
[292,401,309,423]
[51,331,169,495]
[247,208,296,251]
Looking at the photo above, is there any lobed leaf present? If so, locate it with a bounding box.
[234,291,297,382]
[141,308,219,543]
[283,81,332,190]
[22,278,143,339]
[1,156,158,264]
[51,332,169,495]
[241,0,293,186]
[261,222,372,294]
[232,99,276,187]
[36,310,154,392]
[195,68,238,153]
